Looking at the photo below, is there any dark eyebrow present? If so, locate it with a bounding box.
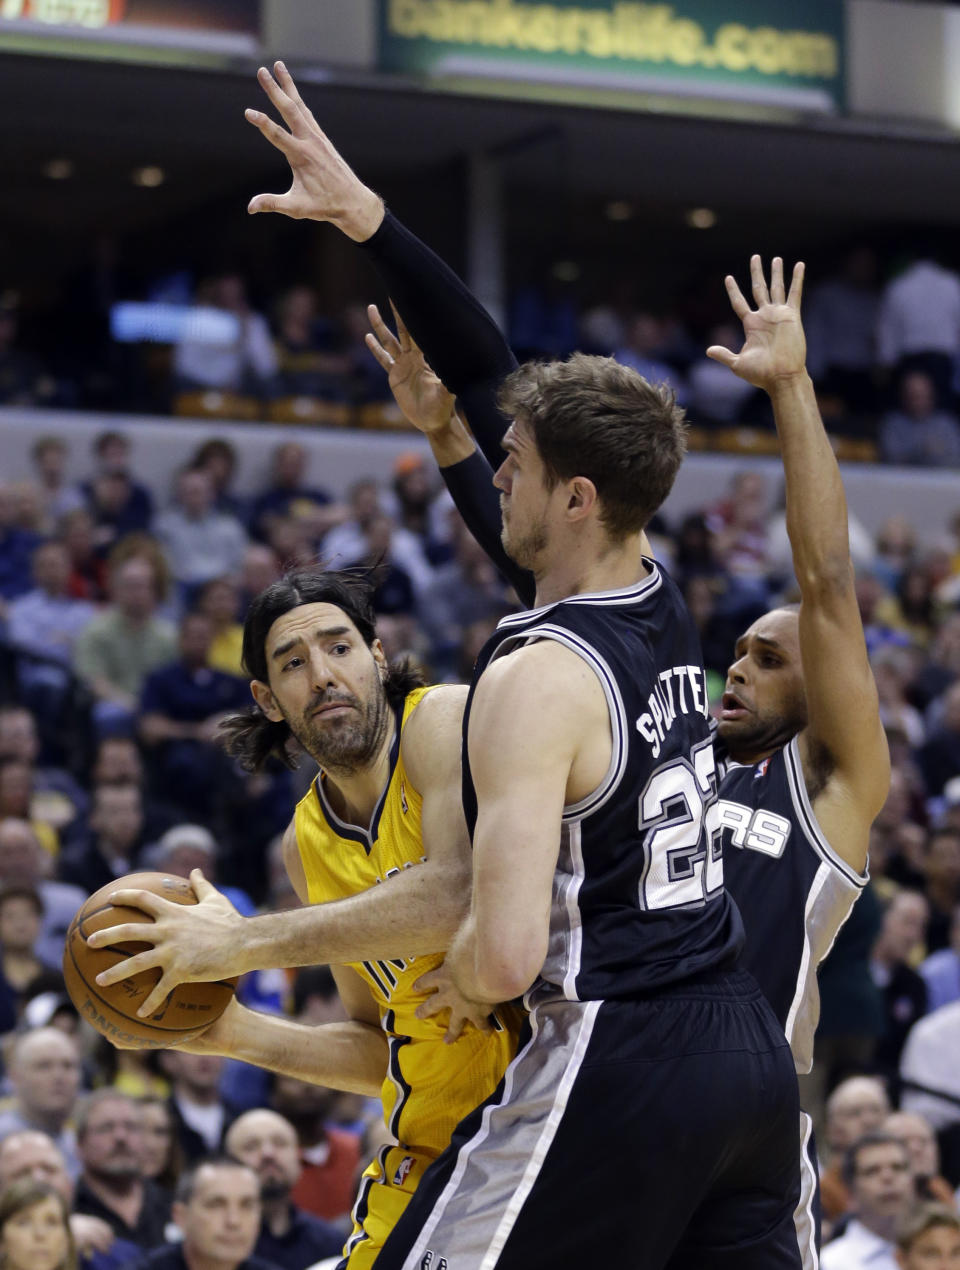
[753,635,784,651]
[270,625,353,662]
[735,634,784,659]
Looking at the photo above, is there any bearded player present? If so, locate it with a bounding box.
[90,570,520,1269]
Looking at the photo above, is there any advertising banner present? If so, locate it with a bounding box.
[378,0,845,111]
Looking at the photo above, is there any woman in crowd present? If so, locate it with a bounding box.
[0,1181,75,1270]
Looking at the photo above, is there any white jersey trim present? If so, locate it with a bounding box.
[783,737,868,890]
[495,560,662,628]
[783,863,829,1066]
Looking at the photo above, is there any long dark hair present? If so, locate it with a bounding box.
[220,569,424,772]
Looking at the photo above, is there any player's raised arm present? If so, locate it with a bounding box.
[708,256,889,871]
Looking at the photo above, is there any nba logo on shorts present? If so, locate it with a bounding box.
[420,1255,447,1270]
[393,1155,415,1185]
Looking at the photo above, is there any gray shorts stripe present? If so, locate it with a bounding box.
[795,1111,819,1270]
[401,998,601,1270]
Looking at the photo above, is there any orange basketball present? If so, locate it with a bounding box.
[63,872,238,1048]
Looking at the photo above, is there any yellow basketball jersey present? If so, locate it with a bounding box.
[294,685,520,1161]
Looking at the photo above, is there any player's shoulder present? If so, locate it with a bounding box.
[405,682,468,732]
[400,683,468,777]
[474,637,608,731]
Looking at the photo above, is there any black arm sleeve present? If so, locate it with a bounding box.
[442,451,536,607]
[359,211,516,473]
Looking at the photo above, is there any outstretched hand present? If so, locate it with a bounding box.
[87,870,247,1018]
[245,62,384,241]
[707,255,807,391]
[365,303,458,436]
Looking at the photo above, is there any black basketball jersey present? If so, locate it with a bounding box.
[462,561,744,1004]
[717,735,866,1073]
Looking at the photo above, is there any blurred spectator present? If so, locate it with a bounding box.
[6,541,96,664]
[138,613,248,818]
[0,820,86,967]
[913,614,960,714]
[0,759,59,859]
[272,286,349,401]
[703,471,772,609]
[264,518,316,575]
[239,546,281,612]
[0,1026,83,1177]
[188,440,243,519]
[0,293,55,406]
[873,648,926,748]
[894,1205,960,1268]
[0,706,88,836]
[173,273,278,396]
[420,518,511,674]
[920,904,960,1012]
[60,508,108,603]
[388,453,451,567]
[879,371,960,467]
[348,514,416,616]
[614,313,687,404]
[821,1077,893,1224]
[0,886,55,1016]
[0,1180,75,1270]
[8,483,46,538]
[30,438,84,528]
[805,245,880,414]
[161,1054,238,1165]
[922,829,960,953]
[73,1091,170,1250]
[687,322,759,424]
[0,483,44,602]
[883,1112,957,1209]
[322,479,433,598]
[58,785,145,894]
[88,736,177,846]
[137,1159,274,1270]
[270,1076,360,1225]
[137,1097,182,1195]
[900,1002,960,1147]
[81,433,153,555]
[155,470,247,595]
[877,257,960,405]
[919,693,960,802]
[74,552,177,735]
[248,444,335,546]
[821,1133,915,1270]
[224,1110,343,1269]
[870,891,930,1077]
[874,517,917,592]
[0,1130,141,1270]
[196,577,245,678]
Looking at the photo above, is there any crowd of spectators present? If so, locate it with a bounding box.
[6,246,960,464]
[0,407,957,1268]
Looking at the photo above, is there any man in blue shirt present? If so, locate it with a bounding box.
[139,611,249,818]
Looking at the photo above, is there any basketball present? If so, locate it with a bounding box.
[62,872,238,1049]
